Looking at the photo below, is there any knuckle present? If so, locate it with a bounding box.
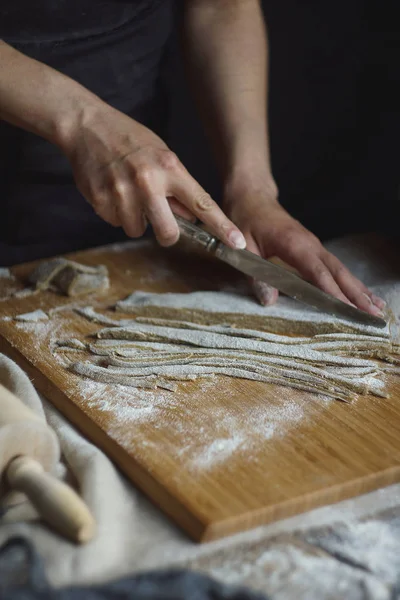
[311,262,329,282]
[322,251,347,276]
[282,227,319,258]
[281,229,301,254]
[194,192,214,213]
[132,165,154,189]
[158,150,180,171]
[91,192,108,212]
[111,179,129,199]
[332,261,346,278]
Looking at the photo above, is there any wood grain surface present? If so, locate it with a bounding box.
[1,239,400,542]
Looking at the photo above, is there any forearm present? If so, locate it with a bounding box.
[0,40,100,148]
[181,0,274,187]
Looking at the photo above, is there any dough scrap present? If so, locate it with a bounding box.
[14,309,49,322]
[0,268,13,279]
[56,338,87,351]
[29,258,109,297]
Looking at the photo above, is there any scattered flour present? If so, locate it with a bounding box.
[14,320,57,338]
[188,516,400,599]
[138,263,178,285]
[75,374,330,473]
[12,315,71,359]
[11,287,37,299]
[305,519,400,585]
[178,384,313,471]
[208,543,390,600]
[183,502,400,599]
[191,435,246,471]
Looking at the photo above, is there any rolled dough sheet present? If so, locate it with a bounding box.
[116,234,400,338]
[115,291,389,337]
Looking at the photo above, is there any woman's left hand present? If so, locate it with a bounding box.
[223,178,385,316]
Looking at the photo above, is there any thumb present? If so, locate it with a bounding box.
[246,236,279,306]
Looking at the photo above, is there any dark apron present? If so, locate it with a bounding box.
[0,0,173,265]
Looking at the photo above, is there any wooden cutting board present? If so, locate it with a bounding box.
[1,240,400,542]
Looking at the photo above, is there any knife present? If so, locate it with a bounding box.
[175,216,386,329]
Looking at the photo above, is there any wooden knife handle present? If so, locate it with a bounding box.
[175,215,219,253]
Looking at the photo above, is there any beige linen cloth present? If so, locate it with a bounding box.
[1,234,400,591]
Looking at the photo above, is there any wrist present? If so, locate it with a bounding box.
[223,167,279,210]
[50,84,104,152]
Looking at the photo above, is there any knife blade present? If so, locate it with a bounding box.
[175,216,386,329]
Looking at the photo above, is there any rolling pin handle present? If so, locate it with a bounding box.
[6,456,95,544]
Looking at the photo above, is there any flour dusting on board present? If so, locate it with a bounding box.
[138,263,177,285]
[193,435,245,470]
[14,319,57,338]
[180,381,313,471]
[12,313,75,359]
[75,375,330,473]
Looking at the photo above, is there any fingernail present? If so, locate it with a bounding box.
[368,303,385,318]
[363,293,386,317]
[228,230,247,249]
[362,293,373,306]
[372,294,386,310]
[362,293,385,317]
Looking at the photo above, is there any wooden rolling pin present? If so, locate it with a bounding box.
[0,382,95,543]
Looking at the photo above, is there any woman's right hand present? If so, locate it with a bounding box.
[0,41,245,248]
[62,103,246,249]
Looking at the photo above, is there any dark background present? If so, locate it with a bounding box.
[0,0,397,266]
[167,0,399,243]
